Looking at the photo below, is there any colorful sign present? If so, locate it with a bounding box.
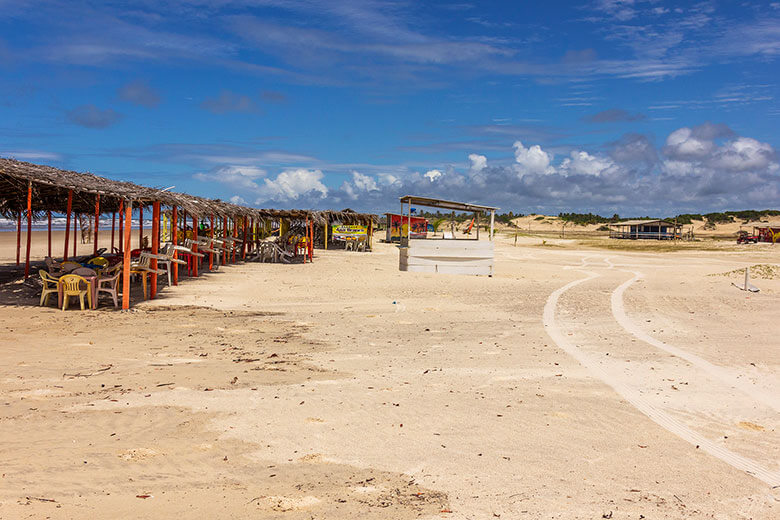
[387,213,428,240]
[331,223,368,241]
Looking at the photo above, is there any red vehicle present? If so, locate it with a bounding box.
[736,230,758,244]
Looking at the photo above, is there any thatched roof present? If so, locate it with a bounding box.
[0,157,378,225]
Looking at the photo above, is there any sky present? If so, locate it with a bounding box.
[1,0,779,216]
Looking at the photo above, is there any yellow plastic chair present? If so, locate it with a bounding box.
[39,270,60,307]
[60,274,92,311]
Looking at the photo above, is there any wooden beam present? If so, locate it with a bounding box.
[111,211,116,253]
[24,182,32,278]
[223,216,228,264]
[209,214,214,271]
[150,201,160,299]
[72,212,77,258]
[242,217,248,259]
[122,201,132,310]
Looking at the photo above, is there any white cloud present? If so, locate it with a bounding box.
[664,127,714,159]
[257,168,328,202]
[230,195,247,204]
[342,170,379,199]
[560,151,614,176]
[711,137,777,172]
[424,169,442,182]
[513,140,554,175]
[468,153,487,172]
[194,165,267,192]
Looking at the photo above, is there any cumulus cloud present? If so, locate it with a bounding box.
[257,168,328,202]
[468,153,487,172]
[118,80,160,107]
[424,169,442,182]
[513,140,553,175]
[193,123,779,214]
[200,90,257,114]
[66,104,122,128]
[194,165,267,192]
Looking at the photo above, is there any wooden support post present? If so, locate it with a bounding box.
[15,210,21,265]
[309,220,314,261]
[192,214,198,277]
[122,201,132,310]
[72,212,77,257]
[24,182,32,278]
[139,205,143,249]
[111,211,116,253]
[150,201,160,299]
[93,193,100,256]
[209,214,214,270]
[47,210,52,257]
[117,200,124,253]
[172,206,178,286]
[324,221,328,250]
[489,210,495,241]
[64,190,72,260]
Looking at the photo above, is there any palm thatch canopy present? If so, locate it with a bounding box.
[1,157,378,224]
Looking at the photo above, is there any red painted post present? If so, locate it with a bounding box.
[64,190,72,260]
[172,206,178,285]
[150,201,160,299]
[232,218,237,263]
[15,210,21,266]
[242,217,248,259]
[209,213,214,271]
[139,205,144,249]
[24,182,32,278]
[192,214,198,277]
[47,210,52,258]
[122,201,132,310]
[93,193,100,256]
[117,200,124,253]
[111,211,116,253]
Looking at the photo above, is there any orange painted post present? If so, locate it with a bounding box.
[192,214,199,277]
[223,216,228,264]
[172,206,178,285]
[64,190,72,260]
[47,210,52,257]
[111,211,116,253]
[209,214,214,270]
[24,182,32,278]
[15,210,21,266]
[138,205,143,249]
[122,201,132,310]
[232,218,237,263]
[242,217,248,259]
[93,193,100,256]
[117,200,124,253]
[150,201,160,299]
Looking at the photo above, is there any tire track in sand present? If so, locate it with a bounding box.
[543,269,780,487]
[611,270,780,413]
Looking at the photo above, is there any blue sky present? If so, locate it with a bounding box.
[1,0,779,215]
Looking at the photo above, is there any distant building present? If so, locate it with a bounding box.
[609,219,683,240]
[754,224,780,243]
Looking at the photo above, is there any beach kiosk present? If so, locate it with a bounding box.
[398,195,497,276]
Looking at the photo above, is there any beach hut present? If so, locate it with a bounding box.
[384,213,428,242]
[754,224,780,243]
[397,195,497,276]
[608,219,682,240]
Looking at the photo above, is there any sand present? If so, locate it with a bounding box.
[1,233,778,518]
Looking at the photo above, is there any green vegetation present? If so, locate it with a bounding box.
[534,215,545,221]
[558,212,620,225]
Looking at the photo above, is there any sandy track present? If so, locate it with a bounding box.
[544,256,780,487]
